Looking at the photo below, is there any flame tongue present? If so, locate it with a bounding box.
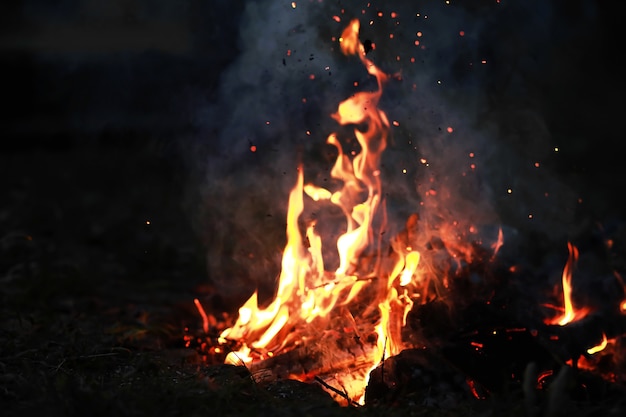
[220,18,395,366]
[545,242,590,326]
[220,166,308,357]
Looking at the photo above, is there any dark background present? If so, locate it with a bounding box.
[1,0,625,305]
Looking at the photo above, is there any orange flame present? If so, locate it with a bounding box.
[545,242,590,326]
[219,19,394,371]
[612,271,626,314]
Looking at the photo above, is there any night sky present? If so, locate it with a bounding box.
[2,0,625,301]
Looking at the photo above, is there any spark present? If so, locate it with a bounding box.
[291,2,296,8]
[145,220,151,225]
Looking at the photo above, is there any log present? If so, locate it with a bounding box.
[245,322,381,405]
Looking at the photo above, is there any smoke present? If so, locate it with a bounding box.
[193,0,614,304]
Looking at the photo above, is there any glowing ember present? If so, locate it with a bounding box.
[187,8,626,405]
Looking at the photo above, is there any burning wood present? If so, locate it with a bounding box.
[248,335,378,405]
[195,18,420,402]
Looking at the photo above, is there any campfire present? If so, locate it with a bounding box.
[187,11,626,410]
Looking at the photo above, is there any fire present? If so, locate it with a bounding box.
[219,19,393,370]
[203,18,494,403]
[544,242,590,326]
